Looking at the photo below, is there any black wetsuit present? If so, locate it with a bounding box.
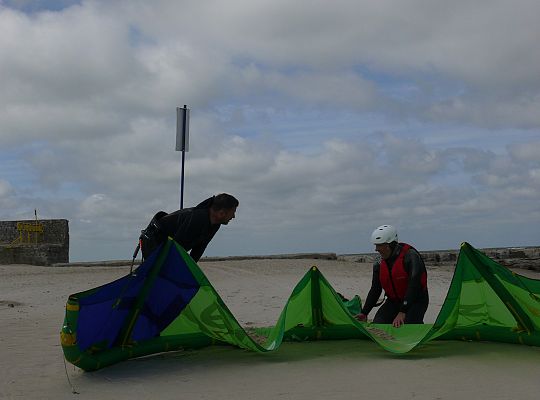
[140,197,220,262]
[361,243,429,324]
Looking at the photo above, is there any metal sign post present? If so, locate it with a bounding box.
[176,105,190,209]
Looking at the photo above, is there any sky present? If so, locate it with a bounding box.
[1,0,539,262]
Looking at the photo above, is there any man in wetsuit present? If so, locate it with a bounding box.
[140,193,238,262]
[356,225,428,327]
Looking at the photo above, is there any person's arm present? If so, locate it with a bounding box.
[171,210,195,247]
[189,239,210,263]
[359,263,382,317]
[189,245,206,263]
[400,249,427,313]
[189,224,220,262]
[172,208,209,253]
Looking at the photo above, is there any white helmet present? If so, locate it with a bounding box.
[371,225,398,244]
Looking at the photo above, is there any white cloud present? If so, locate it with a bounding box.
[0,1,539,261]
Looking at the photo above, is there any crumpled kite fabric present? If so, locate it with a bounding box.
[61,239,540,371]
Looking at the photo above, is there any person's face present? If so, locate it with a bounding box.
[375,243,392,260]
[217,207,236,225]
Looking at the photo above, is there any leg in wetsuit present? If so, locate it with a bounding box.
[373,299,428,324]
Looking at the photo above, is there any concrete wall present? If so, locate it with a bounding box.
[0,219,69,265]
[340,246,540,271]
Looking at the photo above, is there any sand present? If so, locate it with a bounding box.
[1,259,540,400]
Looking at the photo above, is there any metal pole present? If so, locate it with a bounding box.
[180,147,185,209]
[180,105,188,209]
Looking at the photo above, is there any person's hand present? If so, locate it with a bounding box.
[392,312,406,328]
[356,313,367,322]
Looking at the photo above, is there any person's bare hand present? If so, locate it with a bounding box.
[392,312,406,327]
[356,313,367,322]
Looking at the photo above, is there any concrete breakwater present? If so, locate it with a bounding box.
[50,246,540,271]
[340,246,540,271]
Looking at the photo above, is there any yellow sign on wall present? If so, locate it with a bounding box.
[14,222,44,244]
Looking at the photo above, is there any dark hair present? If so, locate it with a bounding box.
[210,193,239,210]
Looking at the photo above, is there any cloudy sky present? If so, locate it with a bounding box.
[1,0,539,261]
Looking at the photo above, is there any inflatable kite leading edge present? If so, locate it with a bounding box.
[60,239,540,371]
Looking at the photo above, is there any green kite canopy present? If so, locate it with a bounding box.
[61,239,540,371]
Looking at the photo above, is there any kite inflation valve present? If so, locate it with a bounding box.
[60,324,76,346]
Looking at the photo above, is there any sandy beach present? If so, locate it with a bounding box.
[1,258,540,400]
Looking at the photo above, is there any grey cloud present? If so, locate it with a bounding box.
[2,118,539,259]
[1,1,539,260]
[0,179,14,201]
[508,141,540,164]
[120,1,540,87]
[0,6,137,99]
[169,0,539,129]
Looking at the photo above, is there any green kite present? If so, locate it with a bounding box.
[61,239,540,371]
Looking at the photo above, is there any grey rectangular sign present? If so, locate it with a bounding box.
[176,106,190,151]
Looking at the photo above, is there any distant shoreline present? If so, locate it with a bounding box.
[41,244,540,270]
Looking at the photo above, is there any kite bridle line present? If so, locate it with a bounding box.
[130,237,143,275]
